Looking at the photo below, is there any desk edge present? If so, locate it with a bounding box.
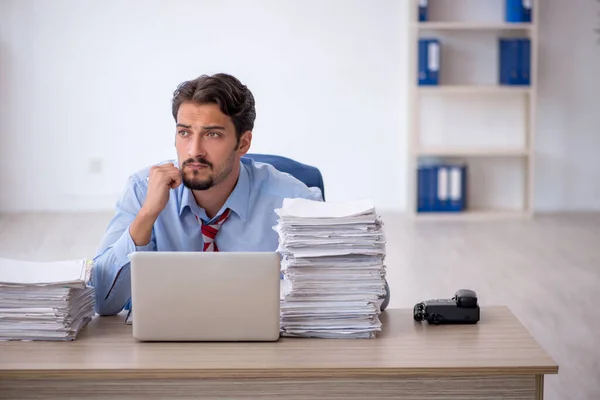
[0,365,559,380]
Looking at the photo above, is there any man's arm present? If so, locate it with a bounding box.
[91,163,183,315]
[91,175,156,316]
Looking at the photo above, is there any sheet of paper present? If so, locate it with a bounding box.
[275,197,387,339]
[0,258,91,288]
[0,259,96,341]
[277,198,375,218]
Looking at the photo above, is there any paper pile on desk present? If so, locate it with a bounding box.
[0,258,95,341]
[275,198,387,339]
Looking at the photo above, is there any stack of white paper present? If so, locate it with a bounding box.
[275,198,387,339]
[0,258,95,341]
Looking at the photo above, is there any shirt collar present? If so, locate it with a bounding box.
[179,160,250,223]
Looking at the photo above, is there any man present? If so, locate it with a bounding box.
[91,73,322,316]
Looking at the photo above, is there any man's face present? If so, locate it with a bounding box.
[175,102,248,191]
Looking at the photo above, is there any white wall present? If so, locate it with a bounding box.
[0,0,407,213]
[535,0,600,211]
[0,0,598,213]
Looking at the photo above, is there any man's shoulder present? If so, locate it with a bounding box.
[243,158,323,201]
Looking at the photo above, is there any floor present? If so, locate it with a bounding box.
[1,211,599,400]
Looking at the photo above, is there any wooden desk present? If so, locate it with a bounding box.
[0,306,557,400]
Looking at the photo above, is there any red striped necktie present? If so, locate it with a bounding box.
[197,208,231,252]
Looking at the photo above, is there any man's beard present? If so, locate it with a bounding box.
[181,154,235,191]
[183,172,214,191]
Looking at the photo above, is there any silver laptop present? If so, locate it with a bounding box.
[129,251,281,342]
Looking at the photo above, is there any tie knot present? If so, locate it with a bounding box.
[199,208,231,252]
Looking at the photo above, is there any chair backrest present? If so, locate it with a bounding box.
[243,153,325,200]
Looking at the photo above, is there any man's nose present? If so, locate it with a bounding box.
[188,134,206,158]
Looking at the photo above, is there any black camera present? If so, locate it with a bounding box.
[413,289,480,325]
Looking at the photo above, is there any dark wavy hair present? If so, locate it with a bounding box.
[171,73,256,143]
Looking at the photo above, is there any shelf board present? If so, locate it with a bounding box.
[413,209,531,221]
[418,85,531,95]
[415,147,528,157]
[414,22,533,31]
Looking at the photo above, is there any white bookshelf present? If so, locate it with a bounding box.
[416,147,528,157]
[414,22,533,31]
[418,85,532,95]
[407,0,538,220]
[413,209,527,221]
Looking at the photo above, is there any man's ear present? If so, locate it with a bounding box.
[237,130,252,155]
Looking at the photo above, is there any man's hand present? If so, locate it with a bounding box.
[141,163,182,218]
[130,163,182,246]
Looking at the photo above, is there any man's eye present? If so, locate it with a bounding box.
[178,130,189,136]
[207,131,220,137]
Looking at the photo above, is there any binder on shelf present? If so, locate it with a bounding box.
[499,38,519,85]
[417,162,467,213]
[418,38,440,86]
[499,38,530,86]
[417,166,427,212]
[523,0,532,23]
[418,0,428,22]
[447,164,467,212]
[436,166,449,211]
[505,0,532,23]
[519,38,531,85]
[417,164,438,212]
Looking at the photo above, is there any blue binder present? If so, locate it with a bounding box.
[499,38,521,85]
[522,1,532,22]
[417,166,428,212]
[445,164,467,212]
[417,162,467,213]
[505,0,532,23]
[418,0,428,22]
[417,164,436,212]
[435,165,449,212]
[418,38,440,86]
[519,38,531,85]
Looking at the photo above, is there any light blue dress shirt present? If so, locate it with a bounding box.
[91,158,323,316]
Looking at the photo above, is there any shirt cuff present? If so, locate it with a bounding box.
[127,226,155,252]
[109,226,155,269]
